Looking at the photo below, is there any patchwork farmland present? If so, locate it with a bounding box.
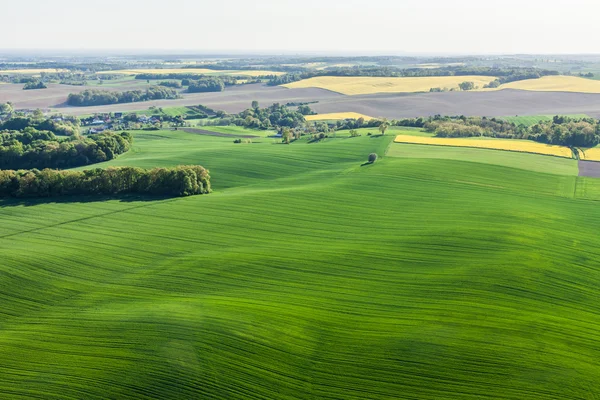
[3,129,600,398]
[6,48,600,400]
[394,135,575,158]
[282,75,498,95]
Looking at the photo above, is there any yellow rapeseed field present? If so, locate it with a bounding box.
[394,135,573,158]
[498,76,600,93]
[282,76,497,95]
[579,147,600,161]
[305,112,374,121]
[100,69,283,76]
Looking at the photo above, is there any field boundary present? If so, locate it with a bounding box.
[394,135,573,159]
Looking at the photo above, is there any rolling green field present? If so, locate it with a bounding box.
[2,131,600,399]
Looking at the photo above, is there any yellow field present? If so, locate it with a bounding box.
[305,112,374,121]
[498,75,600,93]
[394,135,573,158]
[282,76,497,95]
[99,69,283,77]
[0,69,68,74]
[579,147,600,161]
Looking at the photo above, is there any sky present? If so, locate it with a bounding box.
[3,0,600,55]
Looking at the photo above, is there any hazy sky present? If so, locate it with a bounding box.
[3,0,600,54]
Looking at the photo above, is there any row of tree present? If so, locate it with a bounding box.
[424,115,600,147]
[0,165,210,198]
[267,66,560,86]
[0,129,133,169]
[67,87,179,106]
[23,81,47,90]
[187,78,225,93]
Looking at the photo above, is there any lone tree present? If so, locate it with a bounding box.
[282,128,293,144]
[378,120,390,136]
[368,153,378,163]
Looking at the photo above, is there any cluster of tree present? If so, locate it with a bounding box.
[267,66,560,86]
[67,86,179,106]
[158,81,182,88]
[0,130,133,170]
[424,115,600,147]
[0,115,80,136]
[458,81,475,91]
[0,165,210,198]
[187,78,225,93]
[0,102,13,116]
[230,102,307,129]
[297,105,316,115]
[23,81,47,90]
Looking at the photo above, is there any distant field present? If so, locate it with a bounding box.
[305,112,374,121]
[394,135,573,158]
[578,147,600,161]
[499,75,600,93]
[282,76,497,95]
[0,68,69,74]
[501,114,590,126]
[100,69,284,77]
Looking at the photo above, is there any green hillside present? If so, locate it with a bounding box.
[2,130,600,399]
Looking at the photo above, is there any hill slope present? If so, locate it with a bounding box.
[1,131,600,399]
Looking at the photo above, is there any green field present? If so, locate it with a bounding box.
[501,114,590,126]
[2,131,600,398]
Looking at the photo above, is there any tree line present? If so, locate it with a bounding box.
[23,81,47,90]
[0,165,210,198]
[0,129,133,169]
[267,66,560,86]
[187,78,225,93]
[424,115,600,147]
[67,86,179,106]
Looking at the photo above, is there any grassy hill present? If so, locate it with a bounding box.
[2,130,600,399]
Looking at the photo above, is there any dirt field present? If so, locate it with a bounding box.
[7,83,600,119]
[578,161,600,177]
[0,82,153,109]
[0,83,343,114]
[309,90,600,119]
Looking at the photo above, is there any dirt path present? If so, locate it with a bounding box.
[578,161,600,177]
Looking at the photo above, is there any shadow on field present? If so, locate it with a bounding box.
[0,194,172,208]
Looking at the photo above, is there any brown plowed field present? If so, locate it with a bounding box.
[5,83,600,119]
